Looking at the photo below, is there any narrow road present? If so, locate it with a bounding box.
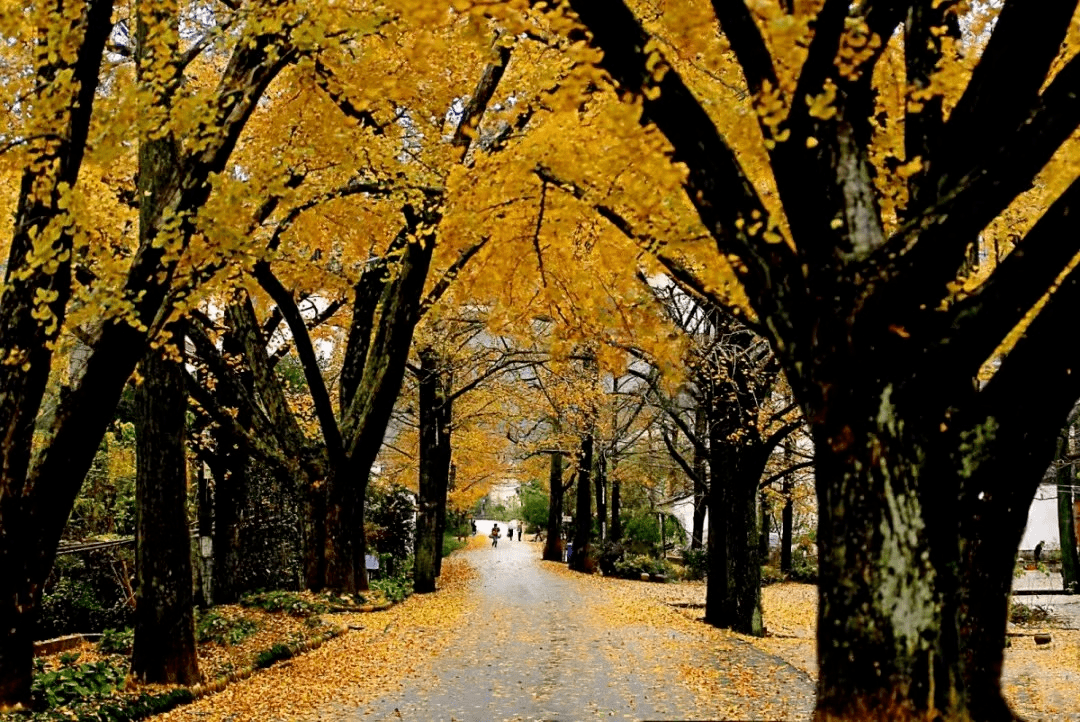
[344,537,814,721]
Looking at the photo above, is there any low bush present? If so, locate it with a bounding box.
[760,565,784,586]
[788,547,818,583]
[1010,602,1053,626]
[239,590,327,617]
[97,627,134,656]
[597,541,627,577]
[682,548,708,580]
[195,610,260,646]
[441,534,466,557]
[612,554,674,580]
[32,658,127,710]
[37,550,135,639]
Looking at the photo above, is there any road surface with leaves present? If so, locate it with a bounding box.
[336,539,814,721]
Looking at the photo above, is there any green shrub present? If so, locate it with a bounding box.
[38,550,135,639]
[683,548,708,580]
[788,547,818,583]
[98,627,134,656]
[441,534,466,557]
[612,554,674,580]
[195,610,260,645]
[1010,602,1052,626]
[370,556,412,603]
[365,483,416,563]
[240,590,327,617]
[32,659,127,709]
[597,541,627,576]
[760,565,784,586]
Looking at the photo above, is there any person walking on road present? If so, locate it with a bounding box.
[490,524,500,548]
[517,527,522,541]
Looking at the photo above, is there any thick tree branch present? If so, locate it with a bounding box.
[254,262,345,465]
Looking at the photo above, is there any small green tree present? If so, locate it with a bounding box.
[520,481,550,531]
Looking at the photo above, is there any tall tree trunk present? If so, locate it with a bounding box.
[780,489,794,574]
[323,466,356,593]
[811,411,970,719]
[414,346,449,594]
[569,433,594,572]
[209,323,249,603]
[543,450,565,562]
[1058,426,1079,593]
[691,401,708,550]
[209,444,246,603]
[336,215,436,594]
[131,321,200,685]
[705,437,765,633]
[129,6,198,680]
[195,460,212,606]
[704,392,730,628]
[610,476,622,542]
[758,492,770,560]
[433,371,453,578]
[595,450,607,542]
[728,456,764,636]
[780,439,795,574]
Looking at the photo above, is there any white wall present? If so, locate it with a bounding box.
[1019,483,1061,551]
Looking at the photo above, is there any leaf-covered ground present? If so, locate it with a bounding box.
[153,538,482,722]
[638,579,1080,721]
[140,541,1080,720]
[326,540,814,721]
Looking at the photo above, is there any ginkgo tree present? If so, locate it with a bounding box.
[631,282,804,636]
[0,0,372,704]
[503,0,1080,718]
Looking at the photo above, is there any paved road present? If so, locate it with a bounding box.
[346,538,814,721]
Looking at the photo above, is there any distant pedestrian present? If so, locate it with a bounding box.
[518,528,522,541]
[565,542,573,563]
[490,525,500,548]
[508,526,515,541]
[471,520,477,536]
[1034,541,1044,564]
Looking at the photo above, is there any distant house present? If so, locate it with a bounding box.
[657,493,707,548]
[1020,482,1062,552]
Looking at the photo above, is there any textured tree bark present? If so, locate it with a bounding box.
[780,438,795,574]
[704,394,730,629]
[691,402,708,550]
[758,492,770,559]
[543,450,566,562]
[609,477,622,542]
[208,445,247,604]
[569,432,594,572]
[1057,428,1079,592]
[728,464,763,636]
[414,347,445,594]
[594,451,607,543]
[780,491,793,574]
[433,371,453,579]
[0,592,34,710]
[131,321,200,685]
[810,396,971,720]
